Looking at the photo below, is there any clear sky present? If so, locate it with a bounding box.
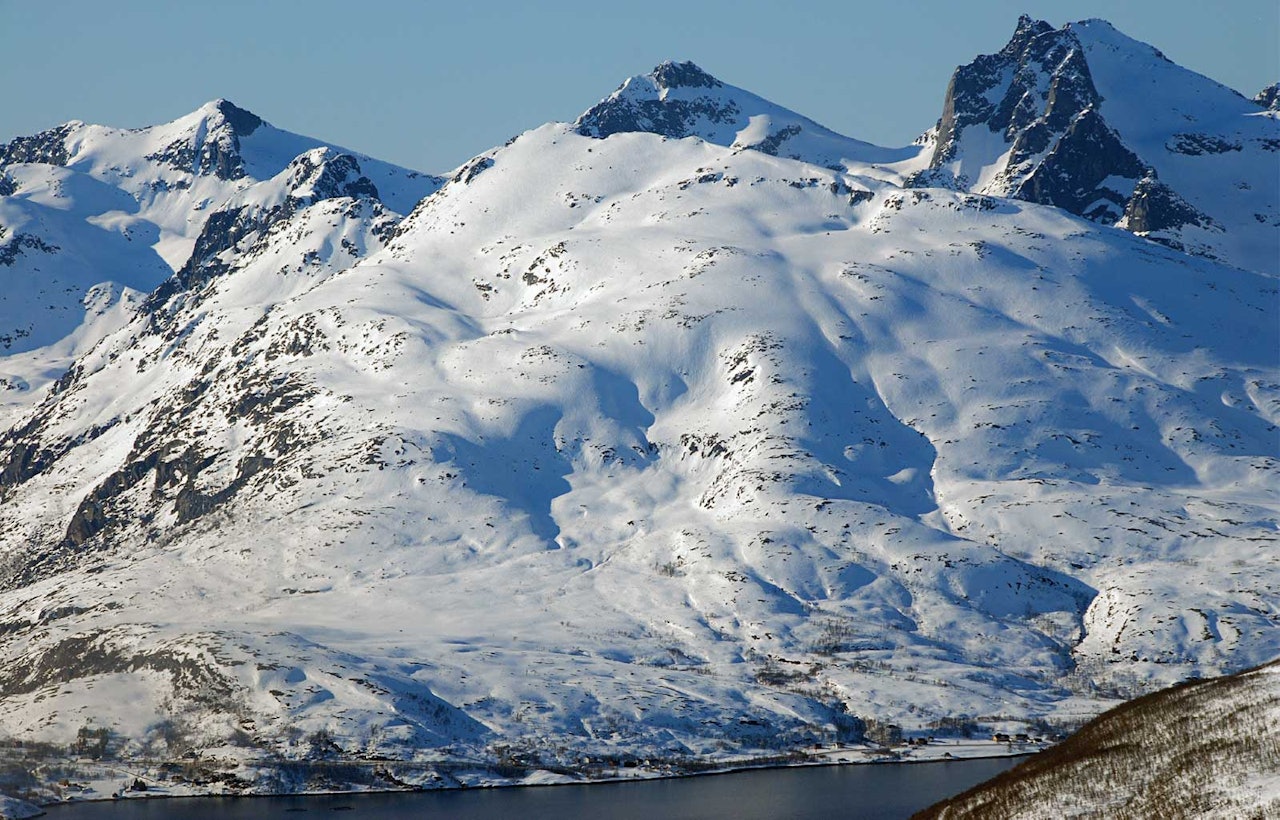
[3,1,1276,173]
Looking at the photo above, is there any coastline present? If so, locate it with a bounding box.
[22,740,1043,815]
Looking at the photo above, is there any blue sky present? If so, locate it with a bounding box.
[3,1,1276,172]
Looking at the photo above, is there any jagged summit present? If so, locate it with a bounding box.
[649,60,722,90]
[0,100,440,424]
[0,15,1276,802]
[1254,82,1280,110]
[1001,13,1055,56]
[928,16,1104,175]
[917,14,1278,273]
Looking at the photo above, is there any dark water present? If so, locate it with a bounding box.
[44,757,1020,819]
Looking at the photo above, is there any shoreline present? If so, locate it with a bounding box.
[29,741,1042,813]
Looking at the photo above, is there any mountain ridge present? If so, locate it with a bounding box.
[0,15,1274,802]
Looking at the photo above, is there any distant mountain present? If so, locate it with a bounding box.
[574,59,921,169]
[569,24,1279,275]
[0,16,1275,799]
[915,659,1280,819]
[0,99,440,426]
[914,16,1279,272]
[1254,82,1280,111]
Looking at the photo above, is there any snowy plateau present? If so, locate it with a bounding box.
[0,14,1276,805]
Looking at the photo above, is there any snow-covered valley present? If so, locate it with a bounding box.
[0,15,1275,804]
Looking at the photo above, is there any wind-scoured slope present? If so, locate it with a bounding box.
[0,110,1274,775]
[915,659,1280,819]
[0,100,439,426]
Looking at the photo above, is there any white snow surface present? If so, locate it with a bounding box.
[0,100,438,427]
[1068,19,1280,273]
[0,22,1276,790]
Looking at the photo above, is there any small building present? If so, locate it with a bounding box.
[992,733,1011,743]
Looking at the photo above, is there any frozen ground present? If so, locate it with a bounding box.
[0,14,1274,802]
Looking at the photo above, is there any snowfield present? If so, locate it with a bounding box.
[0,14,1275,804]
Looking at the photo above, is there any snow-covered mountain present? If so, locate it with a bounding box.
[916,659,1280,819]
[0,99,439,427]
[574,59,922,172]
[915,16,1279,273]
[0,16,1275,795]
[571,21,1279,276]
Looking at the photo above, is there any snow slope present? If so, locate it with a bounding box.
[0,16,1275,793]
[0,100,439,427]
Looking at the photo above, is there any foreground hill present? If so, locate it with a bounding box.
[0,15,1274,793]
[915,660,1280,819]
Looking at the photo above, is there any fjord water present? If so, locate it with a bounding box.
[44,758,1020,819]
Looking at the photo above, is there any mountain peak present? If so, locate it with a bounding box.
[573,61,741,140]
[921,14,1278,272]
[197,99,264,137]
[1255,82,1280,110]
[649,60,722,90]
[1003,14,1055,56]
[572,59,912,169]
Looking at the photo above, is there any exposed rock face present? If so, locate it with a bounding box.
[143,99,264,180]
[920,16,1277,272]
[1121,173,1212,235]
[0,122,77,168]
[571,60,914,170]
[213,98,263,137]
[925,15,1146,220]
[1255,82,1280,111]
[0,232,58,269]
[286,148,380,202]
[574,61,739,141]
[154,148,386,303]
[932,15,1097,167]
[1010,109,1146,222]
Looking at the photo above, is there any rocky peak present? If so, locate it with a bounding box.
[208,99,263,137]
[1255,83,1280,111]
[918,15,1275,272]
[573,61,739,140]
[924,15,1154,227]
[143,99,267,181]
[1001,14,1055,58]
[651,60,722,90]
[284,148,380,204]
[0,122,79,170]
[931,17,1099,167]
